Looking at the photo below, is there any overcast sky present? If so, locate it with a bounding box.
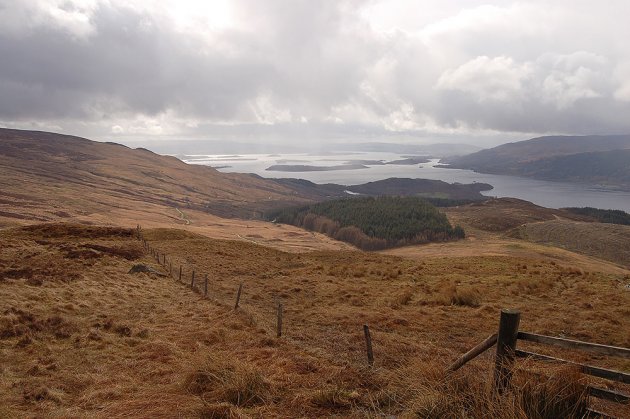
[1,0,630,147]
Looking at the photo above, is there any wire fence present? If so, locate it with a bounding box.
[134,224,630,417]
[135,225,376,370]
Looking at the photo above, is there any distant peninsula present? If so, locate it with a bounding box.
[385,156,430,165]
[266,164,368,172]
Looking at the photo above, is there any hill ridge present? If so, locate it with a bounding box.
[445,134,630,190]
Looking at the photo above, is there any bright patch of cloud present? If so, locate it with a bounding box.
[437,56,532,102]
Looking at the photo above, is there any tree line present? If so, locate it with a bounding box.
[564,207,630,226]
[266,196,465,250]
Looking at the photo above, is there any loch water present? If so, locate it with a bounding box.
[181,152,630,212]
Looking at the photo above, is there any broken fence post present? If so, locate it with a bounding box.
[204,274,208,297]
[234,283,243,310]
[364,324,374,366]
[277,303,283,338]
[191,270,195,289]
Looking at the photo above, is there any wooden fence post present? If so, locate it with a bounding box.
[179,265,182,282]
[364,324,374,366]
[169,261,172,276]
[191,270,195,289]
[277,303,283,338]
[494,309,521,394]
[204,274,208,297]
[234,283,243,309]
[162,254,166,265]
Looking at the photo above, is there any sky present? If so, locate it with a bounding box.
[1,0,630,148]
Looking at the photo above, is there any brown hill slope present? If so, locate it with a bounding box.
[510,220,630,269]
[435,198,630,268]
[443,198,587,233]
[0,128,313,225]
[1,224,629,417]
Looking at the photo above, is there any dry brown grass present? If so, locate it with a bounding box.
[0,129,317,226]
[435,282,482,307]
[518,367,589,419]
[185,359,271,407]
[1,223,629,417]
[512,219,630,268]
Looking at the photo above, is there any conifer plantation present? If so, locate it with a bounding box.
[268,196,465,250]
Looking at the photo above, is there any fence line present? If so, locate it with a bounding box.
[134,225,629,416]
[135,226,376,369]
[447,307,630,417]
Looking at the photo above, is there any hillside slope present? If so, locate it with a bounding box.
[1,224,628,417]
[443,198,587,232]
[0,128,317,225]
[510,220,630,269]
[513,149,630,186]
[0,129,493,228]
[445,135,630,189]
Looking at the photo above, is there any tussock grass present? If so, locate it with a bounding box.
[436,282,482,307]
[185,358,271,407]
[310,386,357,409]
[198,402,239,418]
[519,368,589,419]
[1,224,628,417]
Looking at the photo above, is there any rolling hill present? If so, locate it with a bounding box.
[1,128,630,417]
[510,219,630,269]
[1,223,629,417]
[0,128,492,229]
[0,128,317,224]
[444,135,630,189]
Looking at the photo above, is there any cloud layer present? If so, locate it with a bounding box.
[1,0,630,144]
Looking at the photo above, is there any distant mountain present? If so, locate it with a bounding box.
[333,142,482,157]
[126,139,482,157]
[445,135,630,190]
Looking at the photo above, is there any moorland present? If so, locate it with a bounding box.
[1,129,629,418]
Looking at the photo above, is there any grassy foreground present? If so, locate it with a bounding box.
[1,224,629,417]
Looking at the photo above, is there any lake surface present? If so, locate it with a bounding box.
[181,152,630,212]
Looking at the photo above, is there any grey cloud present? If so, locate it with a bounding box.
[1,0,630,142]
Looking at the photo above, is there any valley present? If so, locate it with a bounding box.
[1,130,630,418]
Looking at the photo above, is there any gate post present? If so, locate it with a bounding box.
[494,309,520,394]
